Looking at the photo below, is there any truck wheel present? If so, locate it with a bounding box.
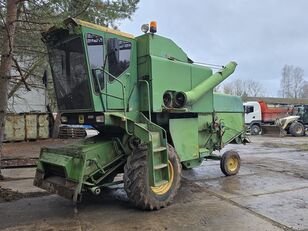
[124,144,181,210]
[250,124,261,135]
[220,150,240,176]
[289,122,305,137]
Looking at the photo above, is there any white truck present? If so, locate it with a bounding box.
[244,101,292,135]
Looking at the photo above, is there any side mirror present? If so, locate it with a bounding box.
[107,38,119,64]
[42,70,48,88]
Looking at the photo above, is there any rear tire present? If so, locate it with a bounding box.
[250,124,261,135]
[289,121,305,137]
[220,150,241,176]
[124,144,181,210]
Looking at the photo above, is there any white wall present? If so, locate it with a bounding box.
[8,86,47,113]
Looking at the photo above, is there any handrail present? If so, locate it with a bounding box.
[93,68,127,116]
[92,68,133,135]
[139,80,151,121]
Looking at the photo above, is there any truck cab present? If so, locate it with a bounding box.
[243,101,262,134]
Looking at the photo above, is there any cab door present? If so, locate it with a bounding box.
[105,36,134,110]
[84,31,107,112]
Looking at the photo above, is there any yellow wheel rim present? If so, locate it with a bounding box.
[151,160,174,195]
[227,156,238,172]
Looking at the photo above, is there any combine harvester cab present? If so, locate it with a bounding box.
[34,18,247,210]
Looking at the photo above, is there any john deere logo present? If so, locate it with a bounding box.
[79,115,84,124]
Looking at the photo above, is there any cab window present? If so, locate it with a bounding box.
[245,106,254,114]
[107,38,132,81]
[86,33,104,93]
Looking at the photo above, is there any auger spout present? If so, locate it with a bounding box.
[174,61,237,107]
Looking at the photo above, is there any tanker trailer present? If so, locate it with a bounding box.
[34,18,247,210]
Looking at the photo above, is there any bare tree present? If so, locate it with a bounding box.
[293,67,304,99]
[246,80,264,97]
[299,81,308,98]
[279,65,305,99]
[222,79,246,96]
[280,65,293,98]
[221,78,264,97]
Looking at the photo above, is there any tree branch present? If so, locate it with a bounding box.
[11,56,31,92]
[8,58,44,99]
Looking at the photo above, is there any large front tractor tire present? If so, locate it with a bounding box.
[289,121,305,137]
[124,144,181,210]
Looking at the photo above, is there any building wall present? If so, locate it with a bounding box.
[8,86,47,113]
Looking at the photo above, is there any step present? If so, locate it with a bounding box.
[153,146,167,152]
[151,132,161,148]
[154,163,168,170]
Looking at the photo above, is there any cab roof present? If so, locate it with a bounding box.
[64,18,135,39]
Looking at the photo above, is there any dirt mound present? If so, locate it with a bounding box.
[0,186,50,203]
[0,186,22,202]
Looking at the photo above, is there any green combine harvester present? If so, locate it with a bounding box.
[34,18,247,210]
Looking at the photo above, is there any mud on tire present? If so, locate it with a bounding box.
[124,144,181,210]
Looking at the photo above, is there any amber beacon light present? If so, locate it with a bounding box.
[150,21,157,33]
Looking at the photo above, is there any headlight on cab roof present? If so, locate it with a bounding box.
[96,115,104,123]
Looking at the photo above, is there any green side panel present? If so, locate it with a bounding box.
[217,112,245,144]
[214,93,245,144]
[137,33,191,112]
[197,113,214,151]
[136,34,188,62]
[169,118,199,162]
[190,65,214,113]
[38,138,121,182]
[213,93,244,112]
[151,56,191,112]
[136,33,228,114]
[40,152,73,167]
[136,35,151,111]
[39,151,84,181]
[182,159,203,169]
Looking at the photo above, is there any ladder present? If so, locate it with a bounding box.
[134,114,169,187]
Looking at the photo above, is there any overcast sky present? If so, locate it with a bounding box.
[119,0,308,96]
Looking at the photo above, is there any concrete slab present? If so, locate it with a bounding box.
[196,172,308,199]
[2,168,36,180]
[0,192,284,231]
[232,188,308,230]
[0,179,45,193]
[182,162,259,181]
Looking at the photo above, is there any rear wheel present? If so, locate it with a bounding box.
[220,150,241,176]
[289,121,305,137]
[250,124,261,135]
[124,144,181,210]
